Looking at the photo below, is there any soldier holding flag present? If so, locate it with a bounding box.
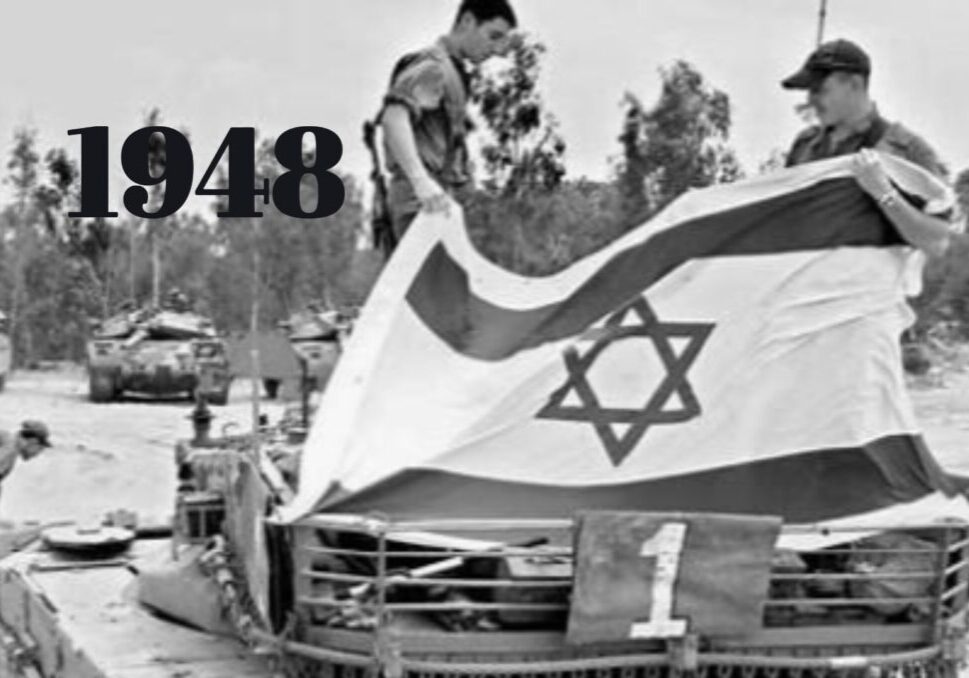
[370,0,517,259]
[781,39,963,256]
[0,421,51,503]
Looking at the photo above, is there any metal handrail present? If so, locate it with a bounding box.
[301,569,571,589]
[290,514,969,654]
[250,625,945,673]
[301,544,574,559]
[297,514,969,535]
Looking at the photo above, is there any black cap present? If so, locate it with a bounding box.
[781,39,871,90]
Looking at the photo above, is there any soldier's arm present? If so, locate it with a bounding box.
[853,148,954,257]
[877,191,954,257]
[380,58,455,214]
[381,104,449,210]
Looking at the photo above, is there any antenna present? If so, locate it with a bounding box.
[816,0,828,46]
[793,0,829,123]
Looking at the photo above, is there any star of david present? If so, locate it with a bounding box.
[537,297,714,467]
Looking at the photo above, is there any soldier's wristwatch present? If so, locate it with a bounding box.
[877,189,900,210]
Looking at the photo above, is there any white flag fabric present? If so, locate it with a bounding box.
[278,153,967,544]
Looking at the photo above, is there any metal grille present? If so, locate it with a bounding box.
[278,516,969,678]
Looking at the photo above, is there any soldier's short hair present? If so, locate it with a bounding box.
[455,0,517,29]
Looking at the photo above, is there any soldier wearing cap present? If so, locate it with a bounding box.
[781,39,961,256]
[0,421,51,495]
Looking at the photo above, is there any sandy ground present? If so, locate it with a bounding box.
[908,365,969,477]
[0,365,289,525]
[0,360,967,526]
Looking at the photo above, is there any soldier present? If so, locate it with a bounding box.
[781,39,962,256]
[0,421,51,499]
[377,0,517,256]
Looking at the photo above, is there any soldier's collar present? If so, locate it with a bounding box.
[436,36,470,92]
[828,105,882,137]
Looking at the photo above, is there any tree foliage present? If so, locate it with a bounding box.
[469,34,566,198]
[616,60,742,222]
[4,61,963,370]
[0,129,112,364]
[0,117,374,366]
[465,57,746,275]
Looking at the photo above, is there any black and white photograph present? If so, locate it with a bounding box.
[0,1,968,676]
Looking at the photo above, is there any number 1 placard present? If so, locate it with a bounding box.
[566,511,781,645]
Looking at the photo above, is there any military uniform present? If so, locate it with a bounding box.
[781,39,960,232]
[381,38,473,241]
[785,109,947,178]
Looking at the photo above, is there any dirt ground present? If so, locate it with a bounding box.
[908,362,969,478]
[0,365,289,525]
[1,358,968,526]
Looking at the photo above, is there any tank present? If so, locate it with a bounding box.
[224,307,353,403]
[86,306,233,405]
[1,395,967,678]
[270,306,355,398]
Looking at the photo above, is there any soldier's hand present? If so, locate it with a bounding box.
[852,149,894,199]
[414,177,456,217]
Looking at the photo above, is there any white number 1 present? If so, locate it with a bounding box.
[629,522,688,638]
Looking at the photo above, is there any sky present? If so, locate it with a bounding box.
[2,0,967,216]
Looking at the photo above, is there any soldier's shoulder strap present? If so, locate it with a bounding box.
[386,42,453,92]
[878,121,947,178]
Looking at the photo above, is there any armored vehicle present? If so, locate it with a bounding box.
[3,155,967,677]
[1,405,966,678]
[279,306,352,395]
[226,306,351,402]
[86,307,232,405]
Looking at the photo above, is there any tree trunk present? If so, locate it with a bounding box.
[152,230,160,307]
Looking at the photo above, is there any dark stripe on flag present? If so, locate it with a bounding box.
[324,434,958,524]
[407,178,903,361]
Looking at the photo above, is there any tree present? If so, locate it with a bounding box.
[758,148,789,175]
[0,121,376,363]
[4,128,42,365]
[7,129,39,211]
[0,130,116,364]
[205,132,372,329]
[143,107,172,307]
[616,60,743,224]
[464,179,623,275]
[462,33,593,273]
[469,34,566,198]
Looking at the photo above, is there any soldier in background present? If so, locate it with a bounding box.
[0,421,51,501]
[781,39,962,257]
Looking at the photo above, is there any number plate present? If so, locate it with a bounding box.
[566,511,781,644]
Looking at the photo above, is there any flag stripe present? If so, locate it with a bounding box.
[324,434,957,523]
[407,178,904,361]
